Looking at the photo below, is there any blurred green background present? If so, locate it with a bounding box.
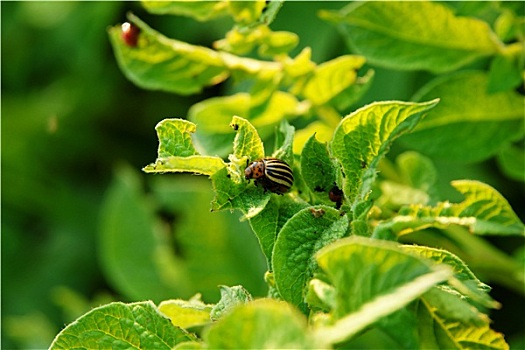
[2,2,523,349]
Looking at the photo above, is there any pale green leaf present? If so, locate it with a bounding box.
[302,55,366,106]
[330,99,439,214]
[227,0,266,26]
[50,301,194,349]
[210,167,270,213]
[417,299,509,350]
[109,14,229,95]
[377,181,430,210]
[154,119,198,157]
[376,151,439,209]
[159,297,212,329]
[258,30,299,57]
[329,68,375,112]
[210,285,253,321]
[174,341,204,350]
[230,115,264,162]
[402,245,489,291]
[306,278,336,311]
[314,236,452,344]
[189,94,251,134]
[293,121,334,154]
[272,206,349,310]
[215,24,298,58]
[141,0,229,21]
[422,287,489,327]
[205,299,321,349]
[283,47,316,80]
[397,180,525,236]
[143,156,226,175]
[403,245,499,310]
[404,71,525,162]
[324,1,503,73]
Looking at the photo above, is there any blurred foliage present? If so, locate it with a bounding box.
[2,1,524,349]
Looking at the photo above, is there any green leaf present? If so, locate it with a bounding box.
[188,92,301,157]
[330,99,439,215]
[210,167,270,213]
[416,299,509,350]
[143,156,226,175]
[323,1,503,73]
[396,180,525,236]
[258,30,299,57]
[376,151,439,209]
[50,301,194,349]
[215,25,298,58]
[189,96,250,134]
[421,287,489,327]
[404,71,525,162]
[313,236,452,344]
[306,278,336,311]
[293,121,334,154]
[329,68,375,112]
[272,119,295,165]
[142,118,226,175]
[283,47,316,80]
[210,285,253,321]
[154,119,198,157]
[496,142,525,182]
[231,115,265,162]
[300,134,337,196]
[158,296,212,329]
[488,51,523,93]
[258,0,284,27]
[227,0,266,26]
[272,206,349,310]
[395,151,438,195]
[100,166,190,300]
[248,195,310,268]
[150,176,267,301]
[402,245,499,309]
[205,299,320,349]
[108,14,229,95]
[402,246,489,292]
[141,0,229,21]
[301,55,366,106]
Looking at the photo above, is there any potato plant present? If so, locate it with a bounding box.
[50,1,524,349]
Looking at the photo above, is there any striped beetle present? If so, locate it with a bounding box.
[244,158,294,194]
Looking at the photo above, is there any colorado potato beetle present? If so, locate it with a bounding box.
[245,158,294,194]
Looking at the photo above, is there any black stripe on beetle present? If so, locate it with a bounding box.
[245,158,294,194]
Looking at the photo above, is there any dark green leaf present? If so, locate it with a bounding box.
[300,134,337,195]
[272,206,349,310]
